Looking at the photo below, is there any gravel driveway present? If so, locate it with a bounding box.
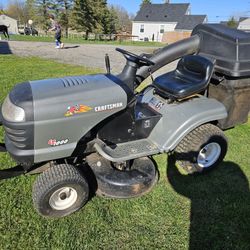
[0,40,177,76]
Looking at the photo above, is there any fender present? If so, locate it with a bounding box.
[141,89,228,152]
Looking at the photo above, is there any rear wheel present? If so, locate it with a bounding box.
[32,163,89,218]
[174,124,228,174]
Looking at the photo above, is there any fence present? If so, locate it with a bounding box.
[37,32,136,42]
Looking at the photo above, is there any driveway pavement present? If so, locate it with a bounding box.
[0,40,177,76]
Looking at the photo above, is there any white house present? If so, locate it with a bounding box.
[132,3,207,42]
[0,14,18,34]
[238,17,250,32]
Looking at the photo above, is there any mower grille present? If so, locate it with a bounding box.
[4,125,29,149]
[61,76,88,88]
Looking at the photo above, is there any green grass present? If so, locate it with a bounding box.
[9,34,163,47]
[0,54,249,249]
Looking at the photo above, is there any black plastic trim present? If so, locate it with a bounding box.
[9,82,34,121]
[2,82,34,166]
[105,74,134,102]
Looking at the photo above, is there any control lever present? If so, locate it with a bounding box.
[105,54,111,74]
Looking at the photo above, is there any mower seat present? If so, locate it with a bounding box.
[153,55,214,100]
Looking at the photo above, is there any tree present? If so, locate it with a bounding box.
[25,0,36,22]
[6,0,29,24]
[71,0,97,39]
[111,5,133,33]
[52,0,73,37]
[71,0,110,39]
[0,2,4,14]
[140,0,151,8]
[101,5,118,34]
[35,0,53,32]
[227,17,238,28]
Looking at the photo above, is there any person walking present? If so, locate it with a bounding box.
[49,14,64,49]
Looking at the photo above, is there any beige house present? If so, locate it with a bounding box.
[0,14,18,34]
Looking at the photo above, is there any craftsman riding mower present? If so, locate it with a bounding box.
[0,24,249,217]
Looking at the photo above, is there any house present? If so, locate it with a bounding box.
[132,3,207,43]
[220,17,250,32]
[0,14,18,34]
[237,17,250,32]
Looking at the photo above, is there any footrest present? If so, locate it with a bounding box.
[94,138,160,162]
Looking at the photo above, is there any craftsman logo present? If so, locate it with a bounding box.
[94,102,123,112]
[48,139,69,146]
[65,104,92,117]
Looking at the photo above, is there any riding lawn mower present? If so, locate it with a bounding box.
[0,24,249,217]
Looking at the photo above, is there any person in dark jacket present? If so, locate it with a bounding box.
[49,14,64,49]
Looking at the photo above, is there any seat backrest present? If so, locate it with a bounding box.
[176,55,214,83]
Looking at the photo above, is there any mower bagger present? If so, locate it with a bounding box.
[0,24,249,218]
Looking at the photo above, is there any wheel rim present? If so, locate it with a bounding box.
[197,142,221,168]
[49,187,78,210]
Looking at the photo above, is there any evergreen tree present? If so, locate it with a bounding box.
[140,0,151,7]
[54,0,73,37]
[71,0,110,39]
[35,0,53,32]
[71,0,96,39]
[101,5,118,34]
[227,17,238,28]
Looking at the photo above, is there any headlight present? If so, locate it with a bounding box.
[1,95,25,122]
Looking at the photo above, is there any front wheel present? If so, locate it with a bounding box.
[32,164,89,218]
[174,124,228,174]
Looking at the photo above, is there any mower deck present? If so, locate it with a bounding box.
[87,153,158,199]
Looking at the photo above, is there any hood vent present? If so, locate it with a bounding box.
[61,76,88,88]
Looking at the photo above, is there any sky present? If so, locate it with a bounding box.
[107,0,250,23]
[0,0,249,23]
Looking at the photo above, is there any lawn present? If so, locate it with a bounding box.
[9,34,163,47]
[0,55,249,250]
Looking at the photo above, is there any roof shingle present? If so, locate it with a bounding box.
[134,3,190,23]
[175,15,207,30]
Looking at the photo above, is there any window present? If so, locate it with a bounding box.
[160,25,165,34]
[140,24,144,33]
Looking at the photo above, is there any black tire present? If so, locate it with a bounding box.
[174,124,228,174]
[32,164,89,218]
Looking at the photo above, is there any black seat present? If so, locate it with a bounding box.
[153,55,214,100]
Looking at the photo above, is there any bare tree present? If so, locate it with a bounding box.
[0,2,4,12]
[110,4,133,33]
[5,0,29,24]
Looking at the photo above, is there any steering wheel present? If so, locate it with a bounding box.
[116,48,155,67]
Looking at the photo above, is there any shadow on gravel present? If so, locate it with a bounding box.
[0,41,12,54]
[167,156,250,250]
[63,45,80,50]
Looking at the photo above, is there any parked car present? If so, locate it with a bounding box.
[24,27,38,36]
[18,25,25,35]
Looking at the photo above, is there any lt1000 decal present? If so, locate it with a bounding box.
[48,139,69,146]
